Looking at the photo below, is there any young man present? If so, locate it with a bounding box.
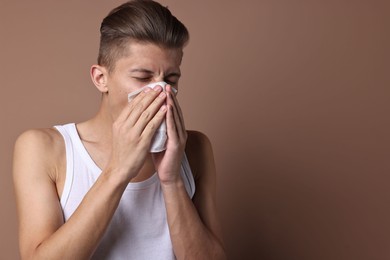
[13,1,226,259]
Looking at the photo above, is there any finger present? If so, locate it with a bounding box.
[126,86,164,127]
[130,91,167,136]
[166,84,178,97]
[141,104,168,140]
[114,90,147,125]
[167,86,186,131]
[116,86,155,125]
[165,96,187,145]
[167,91,186,140]
[165,103,179,142]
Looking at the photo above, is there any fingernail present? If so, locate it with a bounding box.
[144,88,151,93]
[154,86,162,91]
[160,105,167,112]
[159,92,166,98]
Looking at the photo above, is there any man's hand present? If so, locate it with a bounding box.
[152,85,187,184]
[107,85,168,183]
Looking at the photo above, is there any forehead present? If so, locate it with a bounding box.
[114,41,183,71]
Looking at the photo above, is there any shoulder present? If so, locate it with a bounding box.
[15,127,64,154]
[185,130,215,181]
[13,127,65,181]
[186,130,213,157]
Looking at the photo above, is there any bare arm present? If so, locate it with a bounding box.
[13,129,128,259]
[153,87,226,259]
[162,131,226,259]
[13,87,167,259]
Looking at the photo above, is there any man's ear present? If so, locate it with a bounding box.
[90,65,109,93]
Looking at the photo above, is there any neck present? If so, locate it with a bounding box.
[76,98,114,147]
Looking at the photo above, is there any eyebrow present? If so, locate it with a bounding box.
[130,68,153,74]
[130,68,181,78]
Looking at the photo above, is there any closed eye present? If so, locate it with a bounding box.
[164,75,180,86]
[165,80,178,86]
[133,77,152,83]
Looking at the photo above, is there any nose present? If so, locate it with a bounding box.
[149,73,165,84]
[148,78,167,92]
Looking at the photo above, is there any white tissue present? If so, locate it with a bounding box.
[127,81,177,153]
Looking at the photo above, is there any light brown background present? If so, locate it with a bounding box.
[1,1,389,259]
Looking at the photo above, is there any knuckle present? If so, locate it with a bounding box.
[141,110,151,121]
[147,121,157,131]
[153,96,164,105]
[133,103,145,114]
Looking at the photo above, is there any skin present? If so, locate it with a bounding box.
[13,41,226,259]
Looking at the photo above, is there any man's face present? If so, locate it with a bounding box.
[105,41,183,119]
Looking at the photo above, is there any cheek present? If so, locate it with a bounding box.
[106,84,129,110]
[128,83,146,93]
[108,87,126,105]
[108,81,136,99]
[124,78,148,94]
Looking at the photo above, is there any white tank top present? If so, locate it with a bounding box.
[54,123,195,260]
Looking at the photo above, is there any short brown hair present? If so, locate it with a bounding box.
[98,0,189,72]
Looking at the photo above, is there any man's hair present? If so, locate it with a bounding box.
[98,0,189,72]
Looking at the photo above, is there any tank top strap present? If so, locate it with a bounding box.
[181,153,196,198]
[53,124,75,209]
